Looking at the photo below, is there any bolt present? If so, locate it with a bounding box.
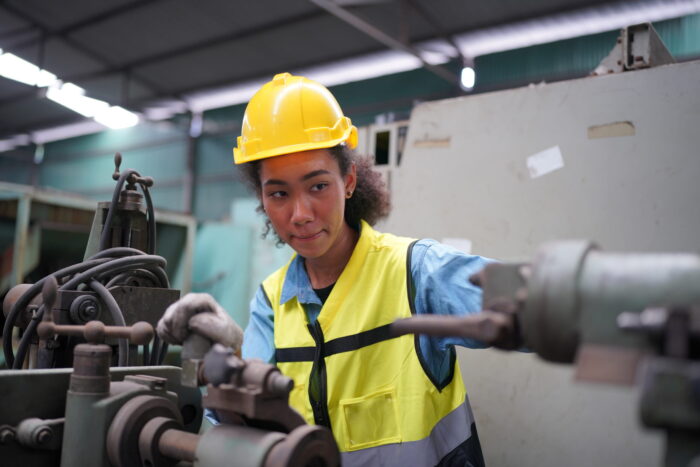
[83,305,97,319]
[35,427,52,445]
[0,427,15,444]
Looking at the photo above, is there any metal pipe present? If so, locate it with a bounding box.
[158,429,198,462]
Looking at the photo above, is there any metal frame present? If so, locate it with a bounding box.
[0,181,195,293]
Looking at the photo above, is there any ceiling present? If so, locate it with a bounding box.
[0,0,693,142]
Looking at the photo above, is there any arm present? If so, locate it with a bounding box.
[411,239,495,381]
[241,285,276,364]
[205,285,276,425]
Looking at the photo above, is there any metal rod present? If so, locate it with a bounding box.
[158,429,198,462]
[390,311,512,344]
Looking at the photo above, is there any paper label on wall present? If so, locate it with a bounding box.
[442,237,473,254]
[526,146,564,179]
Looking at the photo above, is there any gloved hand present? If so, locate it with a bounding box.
[156,293,244,353]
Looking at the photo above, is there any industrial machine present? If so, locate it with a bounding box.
[0,156,339,466]
[392,241,700,467]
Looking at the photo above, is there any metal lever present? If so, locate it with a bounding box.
[37,320,154,346]
[112,152,155,188]
[390,310,520,349]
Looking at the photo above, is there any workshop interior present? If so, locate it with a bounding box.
[0,1,699,466]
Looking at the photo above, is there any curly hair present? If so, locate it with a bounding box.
[238,144,391,243]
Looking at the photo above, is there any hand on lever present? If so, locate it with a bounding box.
[156,293,243,353]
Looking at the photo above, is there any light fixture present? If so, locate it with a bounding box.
[94,106,140,129]
[460,66,476,91]
[46,82,110,117]
[0,52,57,87]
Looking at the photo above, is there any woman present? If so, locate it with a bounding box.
[232,73,490,466]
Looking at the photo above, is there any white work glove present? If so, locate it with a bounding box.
[157,293,244,352]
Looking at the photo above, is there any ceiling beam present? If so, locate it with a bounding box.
[0,9,329,112]
[308,0,459,86]
[404,0,465,61]
[0,2,175,102]
[0,0,162,51]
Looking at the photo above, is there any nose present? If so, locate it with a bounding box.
[290,194,314,225]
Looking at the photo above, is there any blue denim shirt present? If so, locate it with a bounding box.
[242,238,493,381]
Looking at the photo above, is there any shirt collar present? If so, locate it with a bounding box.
[279,221,365,307]
[280,254,323,306]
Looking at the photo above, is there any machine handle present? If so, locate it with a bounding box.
[37,320,154,346]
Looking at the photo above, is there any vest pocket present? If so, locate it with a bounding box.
[340,387,401,451]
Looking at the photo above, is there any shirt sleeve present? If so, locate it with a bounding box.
[411,239,495,381]
[241,284,276,364]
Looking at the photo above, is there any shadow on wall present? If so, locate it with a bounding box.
[192,198,292,328]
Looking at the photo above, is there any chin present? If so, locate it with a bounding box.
[289,239,328,259]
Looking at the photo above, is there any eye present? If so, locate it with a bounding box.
[311,182,328,192]
[266,190,287,199]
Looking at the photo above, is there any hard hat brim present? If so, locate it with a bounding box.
[233,126,358,165]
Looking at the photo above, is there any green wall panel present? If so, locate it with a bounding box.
[193,179,250,222]
[656,12,700,58]
[0,159,32,184]
[196,134,237,177]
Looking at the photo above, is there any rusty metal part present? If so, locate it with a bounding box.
[68,295,101,324]
[195,424,286,467]
[69,343,112,394]
[15,417,64,450]
[124,374,168,391]
[37,320,153,345]
[181,333,212,388]
[3,284,42,328]
[203,345,304,432]
[0,425,16,444]
[390,311,519,349]
[106,395,183,467]
[156,426,199,463]
[640,357,700,431]
[264,424,340,467]
[138,417,189,466]
[54,286,179,331]
[522,241,597,363]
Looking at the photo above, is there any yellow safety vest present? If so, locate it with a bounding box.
[263,221,478,465]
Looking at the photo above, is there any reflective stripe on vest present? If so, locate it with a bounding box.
[340,400,477,466]
[264,220,474,456]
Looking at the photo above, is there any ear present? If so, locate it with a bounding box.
[344,162,357,196]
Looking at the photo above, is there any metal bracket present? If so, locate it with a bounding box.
[593,23,675,75]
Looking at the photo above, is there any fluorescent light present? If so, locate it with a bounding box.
[46,82,110,117]
[460,67,476,90]
[0,52,58,87]
[35,69,57,87]
[94,106,139,129]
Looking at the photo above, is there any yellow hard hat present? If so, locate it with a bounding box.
[233,73,358,164]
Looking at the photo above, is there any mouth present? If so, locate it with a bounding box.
[291,230,323,242]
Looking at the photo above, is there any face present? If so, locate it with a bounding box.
[259,149,356,260]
